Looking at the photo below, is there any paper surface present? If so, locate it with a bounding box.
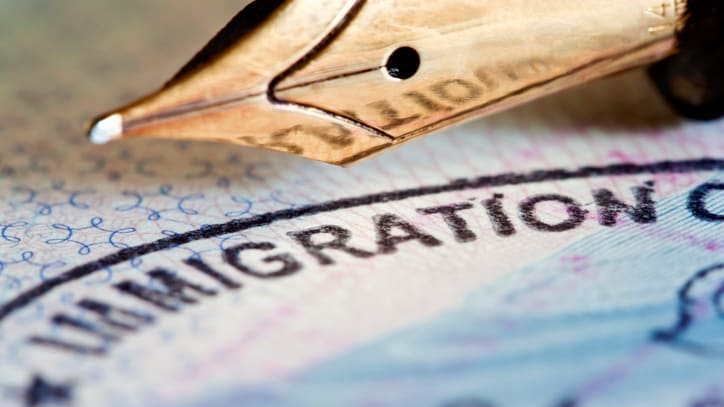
[1,1,723,406]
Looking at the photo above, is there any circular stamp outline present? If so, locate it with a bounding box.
[0,158,722,325]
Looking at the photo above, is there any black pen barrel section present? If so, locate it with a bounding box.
[649,0,724,120]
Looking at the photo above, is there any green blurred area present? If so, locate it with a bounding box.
[0,0,242,139]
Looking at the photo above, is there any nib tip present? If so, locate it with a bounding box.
[88,114,123,144]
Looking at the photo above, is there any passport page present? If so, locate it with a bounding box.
[1,1,723,406]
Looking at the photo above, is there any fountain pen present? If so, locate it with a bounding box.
[88,0,723,165]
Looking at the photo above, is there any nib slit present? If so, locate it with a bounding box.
[88,114,123,144]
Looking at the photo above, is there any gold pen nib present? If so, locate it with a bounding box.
[88,0,685,165]
[88,114,123,145]
[87,0,393,165]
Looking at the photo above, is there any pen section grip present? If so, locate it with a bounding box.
[649,0,724,120]
[276,0,685,141]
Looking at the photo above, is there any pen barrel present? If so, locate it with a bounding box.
[278,0,687,140]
